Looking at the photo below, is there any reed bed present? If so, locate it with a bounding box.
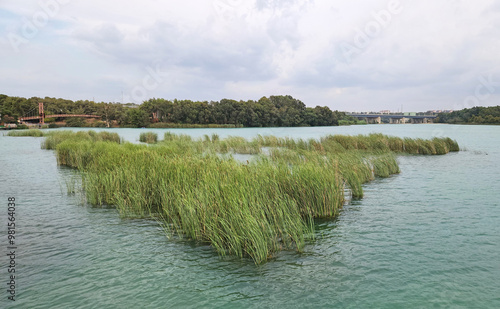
[42,131,458,264]
[139,132,158,144]
[164,132,192,142]
[253,133,459,155]
[6,129,44,137]
[42,131,120,149]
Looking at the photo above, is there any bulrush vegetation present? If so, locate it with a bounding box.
[41,130,121,150]
[6,129,44,137]
[139,132,158,144]
[24,131,458,264]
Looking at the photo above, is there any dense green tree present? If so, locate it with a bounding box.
[125,108,150,127]
[0,96,35,121]
[65,117,86,127]
[437,106,500,124]
[0,93,354,127]
[270,95,306,126]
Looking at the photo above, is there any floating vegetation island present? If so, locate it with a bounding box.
[6,129,45,137]
[139,132,158,144]
[17,130,459,263]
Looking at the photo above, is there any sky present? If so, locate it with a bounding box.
[1,0,499,112]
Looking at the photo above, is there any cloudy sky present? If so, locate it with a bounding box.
[1,0,499,112]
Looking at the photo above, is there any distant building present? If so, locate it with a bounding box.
[427,110,453,114]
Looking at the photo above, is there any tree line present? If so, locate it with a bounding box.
[0,94,357,127]
[437,106,500,125]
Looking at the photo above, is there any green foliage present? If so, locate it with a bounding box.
[91,121,107,128]
[41,130,120,150]
[139,132,158,144]
[0,95,36,122]
[6,129,44,137]
[437,106,500,124]
[0,95,125,127]
[125,108,150,127]
[1,94,356,128]
[40,131,459,264]
[141,95,349,127]
[65,117,86,127]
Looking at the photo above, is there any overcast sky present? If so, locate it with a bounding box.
[1,0,499,112]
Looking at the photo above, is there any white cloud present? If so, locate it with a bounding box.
[1,0,499,111]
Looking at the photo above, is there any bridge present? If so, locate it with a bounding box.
[19,102,100,125]
[349,114,437,124]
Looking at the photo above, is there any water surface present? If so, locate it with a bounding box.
[1,124,499,308]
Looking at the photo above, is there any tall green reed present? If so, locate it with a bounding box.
[43,131,458,263]
[139,132,158,144]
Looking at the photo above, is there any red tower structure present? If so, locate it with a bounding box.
[38,102,45,125]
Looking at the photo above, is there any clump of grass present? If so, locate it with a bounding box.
[164,132,192,142]
[94,131,121,143]
[222,136,261,154]
[139,132,158,144]
[42,131,77,149]
[42,131,120,150]
[371,153,400,178]
[334,152,374,199]
[442,137,460,152]
[6,129,44,137]
[43,131,459,264]
[317,133,459,155]
[211,133,219,142]
[202,133,221,143]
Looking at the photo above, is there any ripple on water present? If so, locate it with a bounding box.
[2,126,500,308]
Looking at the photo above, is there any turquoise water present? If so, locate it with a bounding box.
[1,124,499,308]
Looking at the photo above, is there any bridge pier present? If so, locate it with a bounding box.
[410,118,432,124]
[389,117,408,124]
[356,116,382,124]
[365,117,381,124]
[349,113,436,124]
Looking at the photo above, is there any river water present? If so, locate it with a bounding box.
[1,124,499,308]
